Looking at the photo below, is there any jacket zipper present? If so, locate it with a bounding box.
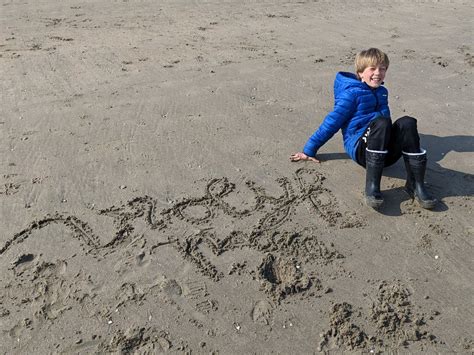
[372,89,379,111]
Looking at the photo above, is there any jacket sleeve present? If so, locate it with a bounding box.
[303,91,356,157]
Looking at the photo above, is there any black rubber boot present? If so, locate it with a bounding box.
[403,151,437,209]
[365,149,386,209]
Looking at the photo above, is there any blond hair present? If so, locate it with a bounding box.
[355,48,389,75]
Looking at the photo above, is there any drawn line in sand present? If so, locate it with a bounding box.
[3,169,361,289]
[1,214,100,256]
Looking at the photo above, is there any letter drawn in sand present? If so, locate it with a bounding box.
[2,169,359,289]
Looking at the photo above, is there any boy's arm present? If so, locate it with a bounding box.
[302,91,356,157]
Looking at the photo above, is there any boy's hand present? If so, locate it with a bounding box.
[289,152,320,163]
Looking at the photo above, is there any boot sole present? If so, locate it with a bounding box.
[405,187,436,209]
[406,187,437,209]
[417,198,437,210]
[365,197,384,209]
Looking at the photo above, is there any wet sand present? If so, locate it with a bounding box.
[1,0,473,353]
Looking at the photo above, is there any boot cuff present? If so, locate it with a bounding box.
[402,148,426,156]
[366,148,388,154]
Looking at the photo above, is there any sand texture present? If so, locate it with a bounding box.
[1,0,473,353]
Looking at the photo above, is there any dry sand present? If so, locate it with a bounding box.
[1,0,473,353]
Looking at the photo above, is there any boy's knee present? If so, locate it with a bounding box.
[371,116,392,131]
[395,116,417,131]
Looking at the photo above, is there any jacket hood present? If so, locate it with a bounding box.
[334,72,367,97]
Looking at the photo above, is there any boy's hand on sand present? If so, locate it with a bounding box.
[290,152,320,163]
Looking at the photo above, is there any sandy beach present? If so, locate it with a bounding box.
[1,0,473,353]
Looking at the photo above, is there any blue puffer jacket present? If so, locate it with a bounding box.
[303,72,390,161]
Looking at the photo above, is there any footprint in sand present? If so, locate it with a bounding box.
[251,300,274,325]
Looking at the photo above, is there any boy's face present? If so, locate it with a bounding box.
[358,64,387,88]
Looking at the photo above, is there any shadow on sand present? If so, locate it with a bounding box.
[381,133,474,216]
[318,134,474,216]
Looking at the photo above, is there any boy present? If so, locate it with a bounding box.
[290,48,436,209]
